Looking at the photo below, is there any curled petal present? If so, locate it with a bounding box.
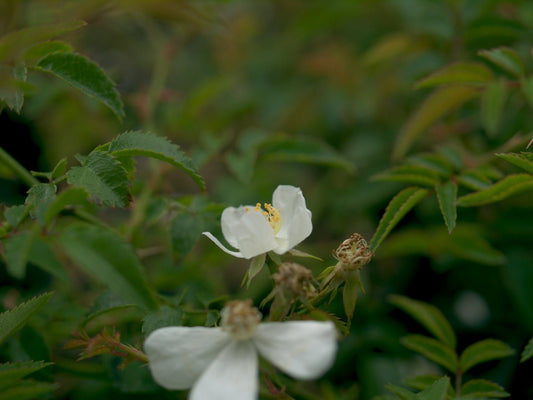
[253,321,337,380]
[144,327,230,390]
[202,232,245,258]
[272,185,312,254]
[220,206,277,259]
[190,340,258,400]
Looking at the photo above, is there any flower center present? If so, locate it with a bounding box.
[220,300,262,340]
[246,203,283,234]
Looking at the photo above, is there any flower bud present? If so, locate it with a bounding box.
[273,262,317,299]
[334,233,373,270]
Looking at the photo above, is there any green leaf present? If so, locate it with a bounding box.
[459,339,514,373]
[0,21,84,61]
[260,137,355,172]
[343,270,361,323]
[0,63,27,112]
[0,361,52,384]
[372,165,442,187]
[82,291,139,328]
[407,153,455,177]
[23,41,72,66]
[520,76,533,109]
[415,377,450,400]
[0,292,53,345]
[37,52,124,119]
[478,47,525,78]
[28,238,69,283]
[393,86,479,160]
[461,379,509,398]
[44,186,89,224]
[67,151,130,207]
[480,79,507,137]
[0,381,57,400]
[521,337,533,363]
[170,212,203,258]
[389,295,456,348]
[2,231,37,279]
[243,253,267,289]
[369,187,428,252]
[404,375,455,398]
[108,131,205,190]
[60,224,157,309]
[385,383,417,400]
[142,306,184,336]
[401,335,458,372]
[458,174,533,207]
[496,153,533,174]
[457,170,493,191]
[25,183,57,225]
[436,182,457,233]
[226,150,257,183]
[3,205,27,228]
[415,62,493,89]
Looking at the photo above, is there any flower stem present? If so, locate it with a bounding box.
[0,146,39,187]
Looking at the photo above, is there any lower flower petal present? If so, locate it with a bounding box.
[253,321,337,380]
[190,340,258,400]
[144,327,230,390]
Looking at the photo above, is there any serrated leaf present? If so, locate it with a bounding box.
[415,377,450,400]
[28,238,69,283]
[393,86,479,160]
[0,292,53,345]
[459,339,514,373]
[481,79,507,137]
[520,337,533,363]
[461,379,509,398]
[0,381,57,400]
[2,231,37,279]
[0,20,84,61]
[170,212,203,258]
[0,64,27,112]
[458,174,533,207]
[372,165,442,186]
[60,224,157,310]
[369,187,428,252]
[496,153,533,174]
[67,151,129,207]
[37,52,124,119]
[478,47,525,77]
[436,182,457,233]
[390,295,456,348]
[415,62,493,89]
[23,41,72,66]
[404,375,455,398]
[25,183,57,225]
[108,131,205,190]
[0,361,52,384]
[401,335,458,372]
[142,306,183,336]
[260,137,355,172]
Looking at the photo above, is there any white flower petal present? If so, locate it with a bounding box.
[190,340,258,400]
[220,206,277,259]
[272,185,312,254]
[202,232,245,258]
[253,321,337,380]
[144,327,230,390]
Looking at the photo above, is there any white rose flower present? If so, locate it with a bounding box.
[144,301,337,400]
[202,185,312,259]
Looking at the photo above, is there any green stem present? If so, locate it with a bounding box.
[0,146,39,187]
[455,369,462,397]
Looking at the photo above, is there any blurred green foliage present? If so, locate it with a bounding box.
[2,0,533,398]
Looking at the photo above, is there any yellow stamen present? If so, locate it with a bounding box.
[244,202,283,233]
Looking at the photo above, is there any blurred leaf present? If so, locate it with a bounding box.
[0,381,57,400]
[404,375,455,398]
[458,174,533,207]
[23,41,72,66]
[44,186,89,224]
[407,153,455,177]
[37,52,124,120]
[28,238,69,283]
[83,291,139,328]
[369,187,428,252]
[3,205,26,228]
[435,182,457,233]
[0,21,85,61]
[461,379,509,398]
[243,253,266,289]
[457,170,493,191]
[478,47,525,78]
[385,383,417,400]
[520,337,533,363]
[0,361,52,385]
[25,183,57,225]
[415,62,493,89]
[393,86,478,160]
[372,165,442,187]
[0,64,27,112]
[226,150,256,183]
[260,137,355,172]
[401,335,457,372]
[459,339,514,373]
[170,212,203,259]
[142,306,183,336]
[60,224,158,310]
[362,33,415,66]
[520,76,533,109]
[480,79,507,136]
[0,292,53,346]
[496,153,533,174]
[67,151,130,207]
[108,131,205,190]
[415,377,450,400]
[2,231,37,279]
[389,295,456,348]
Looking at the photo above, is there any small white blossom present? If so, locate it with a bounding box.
[202,185,312,259]
[144,301,337,400]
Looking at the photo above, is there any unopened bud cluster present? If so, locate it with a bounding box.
[221,300,262,340]
[335,233,373,271]
[273,262,317,299]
